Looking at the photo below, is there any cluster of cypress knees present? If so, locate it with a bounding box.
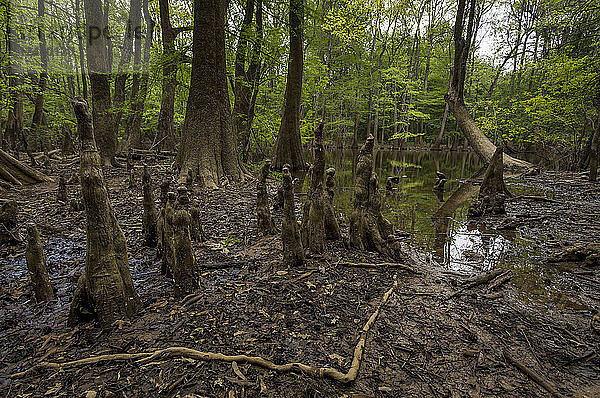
[22,100,402,327]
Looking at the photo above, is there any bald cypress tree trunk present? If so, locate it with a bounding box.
[155,0,179,152]
[273,0,306,171]
[176,0,242,188]
[84,0,117,166]
[69,98,140,327]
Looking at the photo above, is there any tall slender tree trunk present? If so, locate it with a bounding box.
[590,94,600,182]
[126,0,155,148]
[155,0,178,151]
[233,0,255,154]
[85,0,117,166]
[31,0,49,150]
[274,0,306,170]
[74,0,88,100]
[114,0,142,141]
[446,0,531,169]
[176,0,242,187]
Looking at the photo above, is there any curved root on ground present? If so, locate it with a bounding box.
[11,275,400,384]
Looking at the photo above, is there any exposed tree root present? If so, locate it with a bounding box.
[11,275,399,384]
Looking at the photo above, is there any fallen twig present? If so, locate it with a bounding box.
[11,276,400,384]
[337,262,420,274]
[503,349,562,397]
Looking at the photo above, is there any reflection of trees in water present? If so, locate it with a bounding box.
[307,148,482,249]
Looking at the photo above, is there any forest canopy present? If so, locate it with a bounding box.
[0,0,599,170]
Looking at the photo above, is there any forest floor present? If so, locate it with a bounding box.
[1,155,600,397]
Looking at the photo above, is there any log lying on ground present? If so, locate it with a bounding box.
[68,97,140,327]
[349,135,394,257]
[547,243,600,266]
[256,161,277,235]
[0,148,52,186]
[142,164,158,247]
[281,164,304,266]
[503,350,562,397]
[301,121,326,254]
[11,275,400,384]
[25,223,54,302]
[468,146,510,217]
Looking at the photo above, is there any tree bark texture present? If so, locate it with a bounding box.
[84,0,117,166]
[25,223,54,302]
[273,0,305,171]
[324,167,341,240]
[69,97,140,327]
[468,145,509,217]
[281,164,304,266]
[300,121,325,254]
[256,160,277,235]
[171,207,198,298]
[349,135,394,257]
[176,0,241,188]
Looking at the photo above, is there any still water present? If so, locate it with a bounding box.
[304,149,486,269]
[301,149,580,309]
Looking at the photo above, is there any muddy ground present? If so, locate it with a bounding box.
[1,155,599,397]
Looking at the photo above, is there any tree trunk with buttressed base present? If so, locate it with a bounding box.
[175,0,242,188]
[69,97,140,327]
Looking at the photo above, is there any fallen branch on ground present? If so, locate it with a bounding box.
[337,262,420,273]
[447,269,505,299]
[503,349,562,397]
[11,276,399,383]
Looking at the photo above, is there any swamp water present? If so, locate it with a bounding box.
[301,149,579,310]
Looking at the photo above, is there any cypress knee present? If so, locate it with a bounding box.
[300,121,325,254]
[349,135,393,257]
[57,176,68,203]
[256,160,277,235]
[324,167,340,240]
[142,164,158,247]
[189,199,205,242]
[281,164,304,266]
[171,207,198,298]
[68,97,140,327]
[25,223,54,302]
[158,191,176,276]
[0,200,19,245]
[468,145,510,217]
